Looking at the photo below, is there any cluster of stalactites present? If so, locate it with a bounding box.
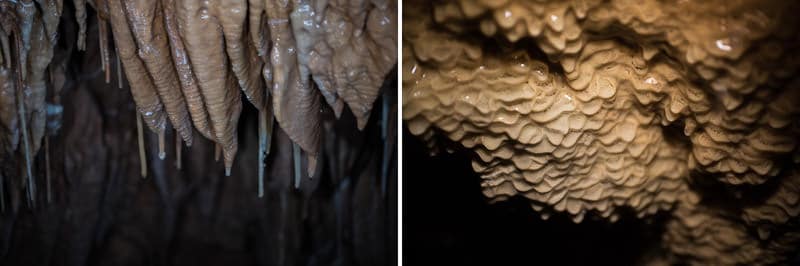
[0,0,63,209]
[93,0,396,178]
[0,0,396,206]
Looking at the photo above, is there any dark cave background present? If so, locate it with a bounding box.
[0,4,397,266]
[402,128,670,266]
[403,126,800,266]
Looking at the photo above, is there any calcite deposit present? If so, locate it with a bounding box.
[0,0,397,200]
[403,0,800,264]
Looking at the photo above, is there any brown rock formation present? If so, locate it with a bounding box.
[403,0,800,264]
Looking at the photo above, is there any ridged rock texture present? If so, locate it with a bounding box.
[402,0,800,264]
[1,0,397,177]
[0,1,396,265]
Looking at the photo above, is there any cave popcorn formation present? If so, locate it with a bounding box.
[0,0,396,201]
[403,0,800,264]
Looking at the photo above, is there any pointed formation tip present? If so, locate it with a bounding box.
[293,143,301,189]
[214,143,221,162]
[307,155,317,179]
[136,113,147,178]
[158,130,166,160]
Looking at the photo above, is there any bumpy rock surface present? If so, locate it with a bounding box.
[403,0,800,264]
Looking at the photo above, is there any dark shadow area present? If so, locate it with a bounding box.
[402,127,667,266]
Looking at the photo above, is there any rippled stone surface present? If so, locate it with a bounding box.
[403,0,800,264]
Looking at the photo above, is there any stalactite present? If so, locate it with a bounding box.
[160,0,214,141]
[97,14,109,84]
[115,47,121,89]
[157,129,165,160]
[214,143,220,162]
[258,109,266,197]
[224,160,231,176]
[0,29,9,69]
[175,131,181,170]
[136,112,147,178]
[14,33,35,208]
[264,105,273,156]
[307,153,316,178]
[293,142,301,189]
[72,0,86,50]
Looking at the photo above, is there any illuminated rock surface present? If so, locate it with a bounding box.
[403,0,800,264]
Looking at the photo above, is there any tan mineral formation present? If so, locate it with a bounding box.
[403,0,800,264]
[0,0,396,201]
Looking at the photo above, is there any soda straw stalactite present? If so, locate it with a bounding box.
[14,34,35,207]
[258,110,266,197]
[293,142,301,189]
[97,13,110,83]
[115,48,122,89]
[157,129,165,160]
[137,112,147,178]
[175,131,181,170]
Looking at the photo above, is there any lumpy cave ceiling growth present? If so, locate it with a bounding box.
[403,0,800,264]
[0,0,396,265]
